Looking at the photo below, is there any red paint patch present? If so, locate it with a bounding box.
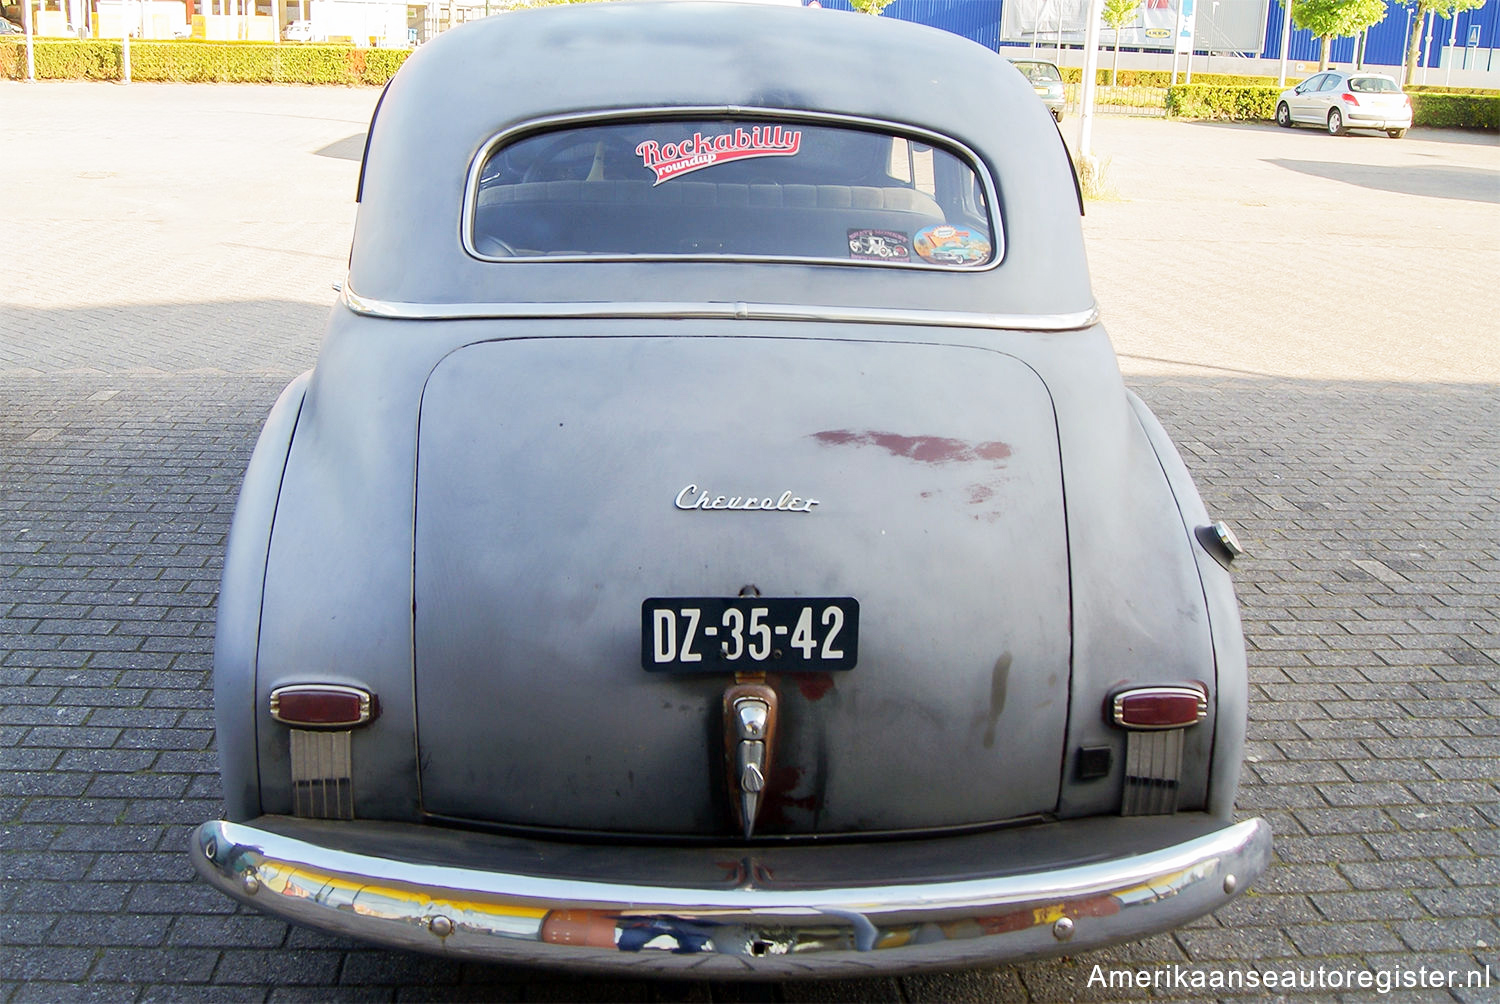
[975,441,1013,461]
[796,673,835,701]
[758,764,817,829]
[769,765,819,812]
[968,484,995,504]
[812,429,1012,466]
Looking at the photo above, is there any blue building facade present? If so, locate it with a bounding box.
[813,0,1500,72]
[1261,0,1499,69]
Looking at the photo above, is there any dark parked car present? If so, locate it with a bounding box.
[1009,58,1067,122]
[192,1,1269,977]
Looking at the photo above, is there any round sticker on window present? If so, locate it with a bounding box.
[912,225,991,267]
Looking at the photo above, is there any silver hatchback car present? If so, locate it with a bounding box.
[1276,70,1413,138]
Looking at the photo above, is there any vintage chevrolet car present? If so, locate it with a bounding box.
[192,0,1270,978]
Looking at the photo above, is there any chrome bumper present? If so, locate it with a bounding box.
[191,814,1271,977]
[1348,114,1412,128]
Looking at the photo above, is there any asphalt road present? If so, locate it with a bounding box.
[2,82,1498,1002]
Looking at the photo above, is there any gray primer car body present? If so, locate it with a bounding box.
[194,1,1269,976]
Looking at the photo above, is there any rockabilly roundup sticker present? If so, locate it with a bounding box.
[635,126,802,185]
[848,229,911,261]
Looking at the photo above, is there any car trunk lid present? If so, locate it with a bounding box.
[413,332,1071,837]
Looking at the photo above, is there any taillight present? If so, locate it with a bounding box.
[1403,94,1412,109]
[270,684,379,728]
[1112,686,1207,730]
[1341,92,1359,105]
[1112,685,1209,816]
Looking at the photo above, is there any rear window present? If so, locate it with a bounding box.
[469,117,997,268]
[1348,76,1400,93]
[1012,61,1063,85]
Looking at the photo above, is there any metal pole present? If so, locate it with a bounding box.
[1207,0,1217,72]
[1185,0,1195,84]
[1445,14,1456,84]
[1400,7,1412,85]
[1077,0,1105,162]
[1278,0,1292,85]
[122,0,131,83]
[1422,10,1432,83]
[1170,0,1185,85]
[22,0,35,82]
[1055,0,1063,65]
[1490,0,1496,72]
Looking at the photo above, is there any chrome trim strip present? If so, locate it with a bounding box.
[341,287,1100,332]
[1121,730,1184,817]
[289,729,354,821]
[191,816,1270,976]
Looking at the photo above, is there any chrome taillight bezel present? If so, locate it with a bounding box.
[269,684,379,729]
[1110,685,1208,731]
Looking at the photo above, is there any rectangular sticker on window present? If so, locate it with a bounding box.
[848,229,911,262]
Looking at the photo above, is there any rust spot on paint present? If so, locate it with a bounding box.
[812,430,1011,466]
[796,673,835,701]
[968,484,995,505]
[757,764,820,829]
[983,653,1012,750]
[769,765,819,811]
[713,858,775,884]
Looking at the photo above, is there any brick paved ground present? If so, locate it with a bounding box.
[1,83,1497,1001]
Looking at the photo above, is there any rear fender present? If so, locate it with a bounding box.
[214,372,311,822]
[1125,390,1248,819]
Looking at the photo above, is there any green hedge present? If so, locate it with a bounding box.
[1408,84,1497,95]
[1166,82,1500,130]
[1165,84,1282,121]
[1408,91,1500,129]
[1060,65,1303,88]
[0,38,409,84]
[0,38,120,79]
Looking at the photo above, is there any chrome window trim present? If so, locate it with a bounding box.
[342,287,1099,333]
[462,107,1004,271]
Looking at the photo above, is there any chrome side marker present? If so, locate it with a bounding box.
[1196,520,1245,567]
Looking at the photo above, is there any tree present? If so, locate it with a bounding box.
[1286,0,1389,70]
[849,0,895,13]
[1100,0,1141,85]
[1400,0,1486,81]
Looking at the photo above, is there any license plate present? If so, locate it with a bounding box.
[642,597,859,672]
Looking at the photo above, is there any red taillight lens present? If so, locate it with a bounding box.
[1403,95,1412,109]
[270,685,378,728]
[1112,686,1207,730]
[1341,92,1359,105]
